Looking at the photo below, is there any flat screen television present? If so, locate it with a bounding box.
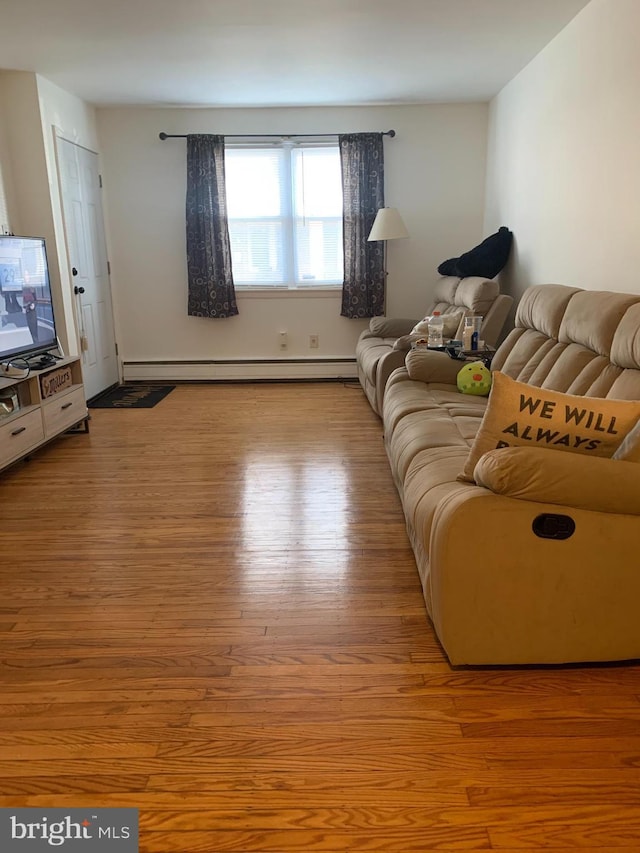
[0,235,58,364]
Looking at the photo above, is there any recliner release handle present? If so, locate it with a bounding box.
[532,514,576,540]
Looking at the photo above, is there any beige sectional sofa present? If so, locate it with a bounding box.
[382,283,640,666]
[356,276,513,415]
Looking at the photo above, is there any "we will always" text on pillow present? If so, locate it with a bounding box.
[459,372,640,482]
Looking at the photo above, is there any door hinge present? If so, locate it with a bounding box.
[99,174,103,188]
[115,342,119,355]
[107,260,111,275]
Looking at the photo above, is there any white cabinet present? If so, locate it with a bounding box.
[0,409,45,467]
[0,357,88,472]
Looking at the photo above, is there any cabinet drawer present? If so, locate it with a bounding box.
[0,409,45,468]
[43,387,88,437]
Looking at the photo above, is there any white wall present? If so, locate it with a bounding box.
[97,104,488,368]
[0,102,12,233]
[0,72,66,347]
[0,72,100,357]
[36,75,101,358]
[485,0,640,306]
[0,73,51,241]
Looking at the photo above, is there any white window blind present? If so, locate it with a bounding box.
[225,142,343,288]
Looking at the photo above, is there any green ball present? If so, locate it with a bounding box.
[457,361,492,396]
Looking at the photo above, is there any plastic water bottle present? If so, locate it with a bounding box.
[427,311,444,347]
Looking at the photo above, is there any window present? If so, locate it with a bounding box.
[225,142,343,289]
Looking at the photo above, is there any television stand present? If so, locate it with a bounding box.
[0,356,88,473]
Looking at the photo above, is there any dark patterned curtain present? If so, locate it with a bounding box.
[339,133,385,318]
[186,134,238,318]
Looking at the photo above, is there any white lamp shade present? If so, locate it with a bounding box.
[367,207,409,241]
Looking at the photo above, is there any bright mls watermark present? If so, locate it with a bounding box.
[0,809,138,852]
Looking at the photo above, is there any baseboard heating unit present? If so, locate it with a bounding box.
[122,358,358,382]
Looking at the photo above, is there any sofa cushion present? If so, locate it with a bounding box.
[430,277,500,318]
[450,277,500,316]
[513,283,581,341]
[558,290,640,357]
[611,302,640,369]
[431,276,460,305]
[459,371,640,482]
[475,447,640,516]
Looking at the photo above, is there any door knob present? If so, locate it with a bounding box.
[74,286,85,295]
[72,267,78,276]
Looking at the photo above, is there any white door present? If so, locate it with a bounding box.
[56,136,119,399]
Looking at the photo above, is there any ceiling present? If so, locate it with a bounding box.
[0,0,591,108]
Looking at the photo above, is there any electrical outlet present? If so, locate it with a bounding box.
[309,334,319,349]
[279,331,288,350]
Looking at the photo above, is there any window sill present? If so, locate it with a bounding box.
[235,287,342,299]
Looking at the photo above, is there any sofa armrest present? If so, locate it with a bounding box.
[474,446,640,515]
[479,293,513,347]
[375,349,409,414]
[364,317,417,339]
[404,348,463,385]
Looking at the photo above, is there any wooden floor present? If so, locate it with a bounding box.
[1,382,640,852]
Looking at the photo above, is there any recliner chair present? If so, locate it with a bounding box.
[356,276,513,416]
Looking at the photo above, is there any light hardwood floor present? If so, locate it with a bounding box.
[1,381,640,852]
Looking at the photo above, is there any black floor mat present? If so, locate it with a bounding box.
[88,385,175,409]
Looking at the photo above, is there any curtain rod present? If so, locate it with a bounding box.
[159,130,395,140]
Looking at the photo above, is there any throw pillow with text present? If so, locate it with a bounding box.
[459,372,640,482]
